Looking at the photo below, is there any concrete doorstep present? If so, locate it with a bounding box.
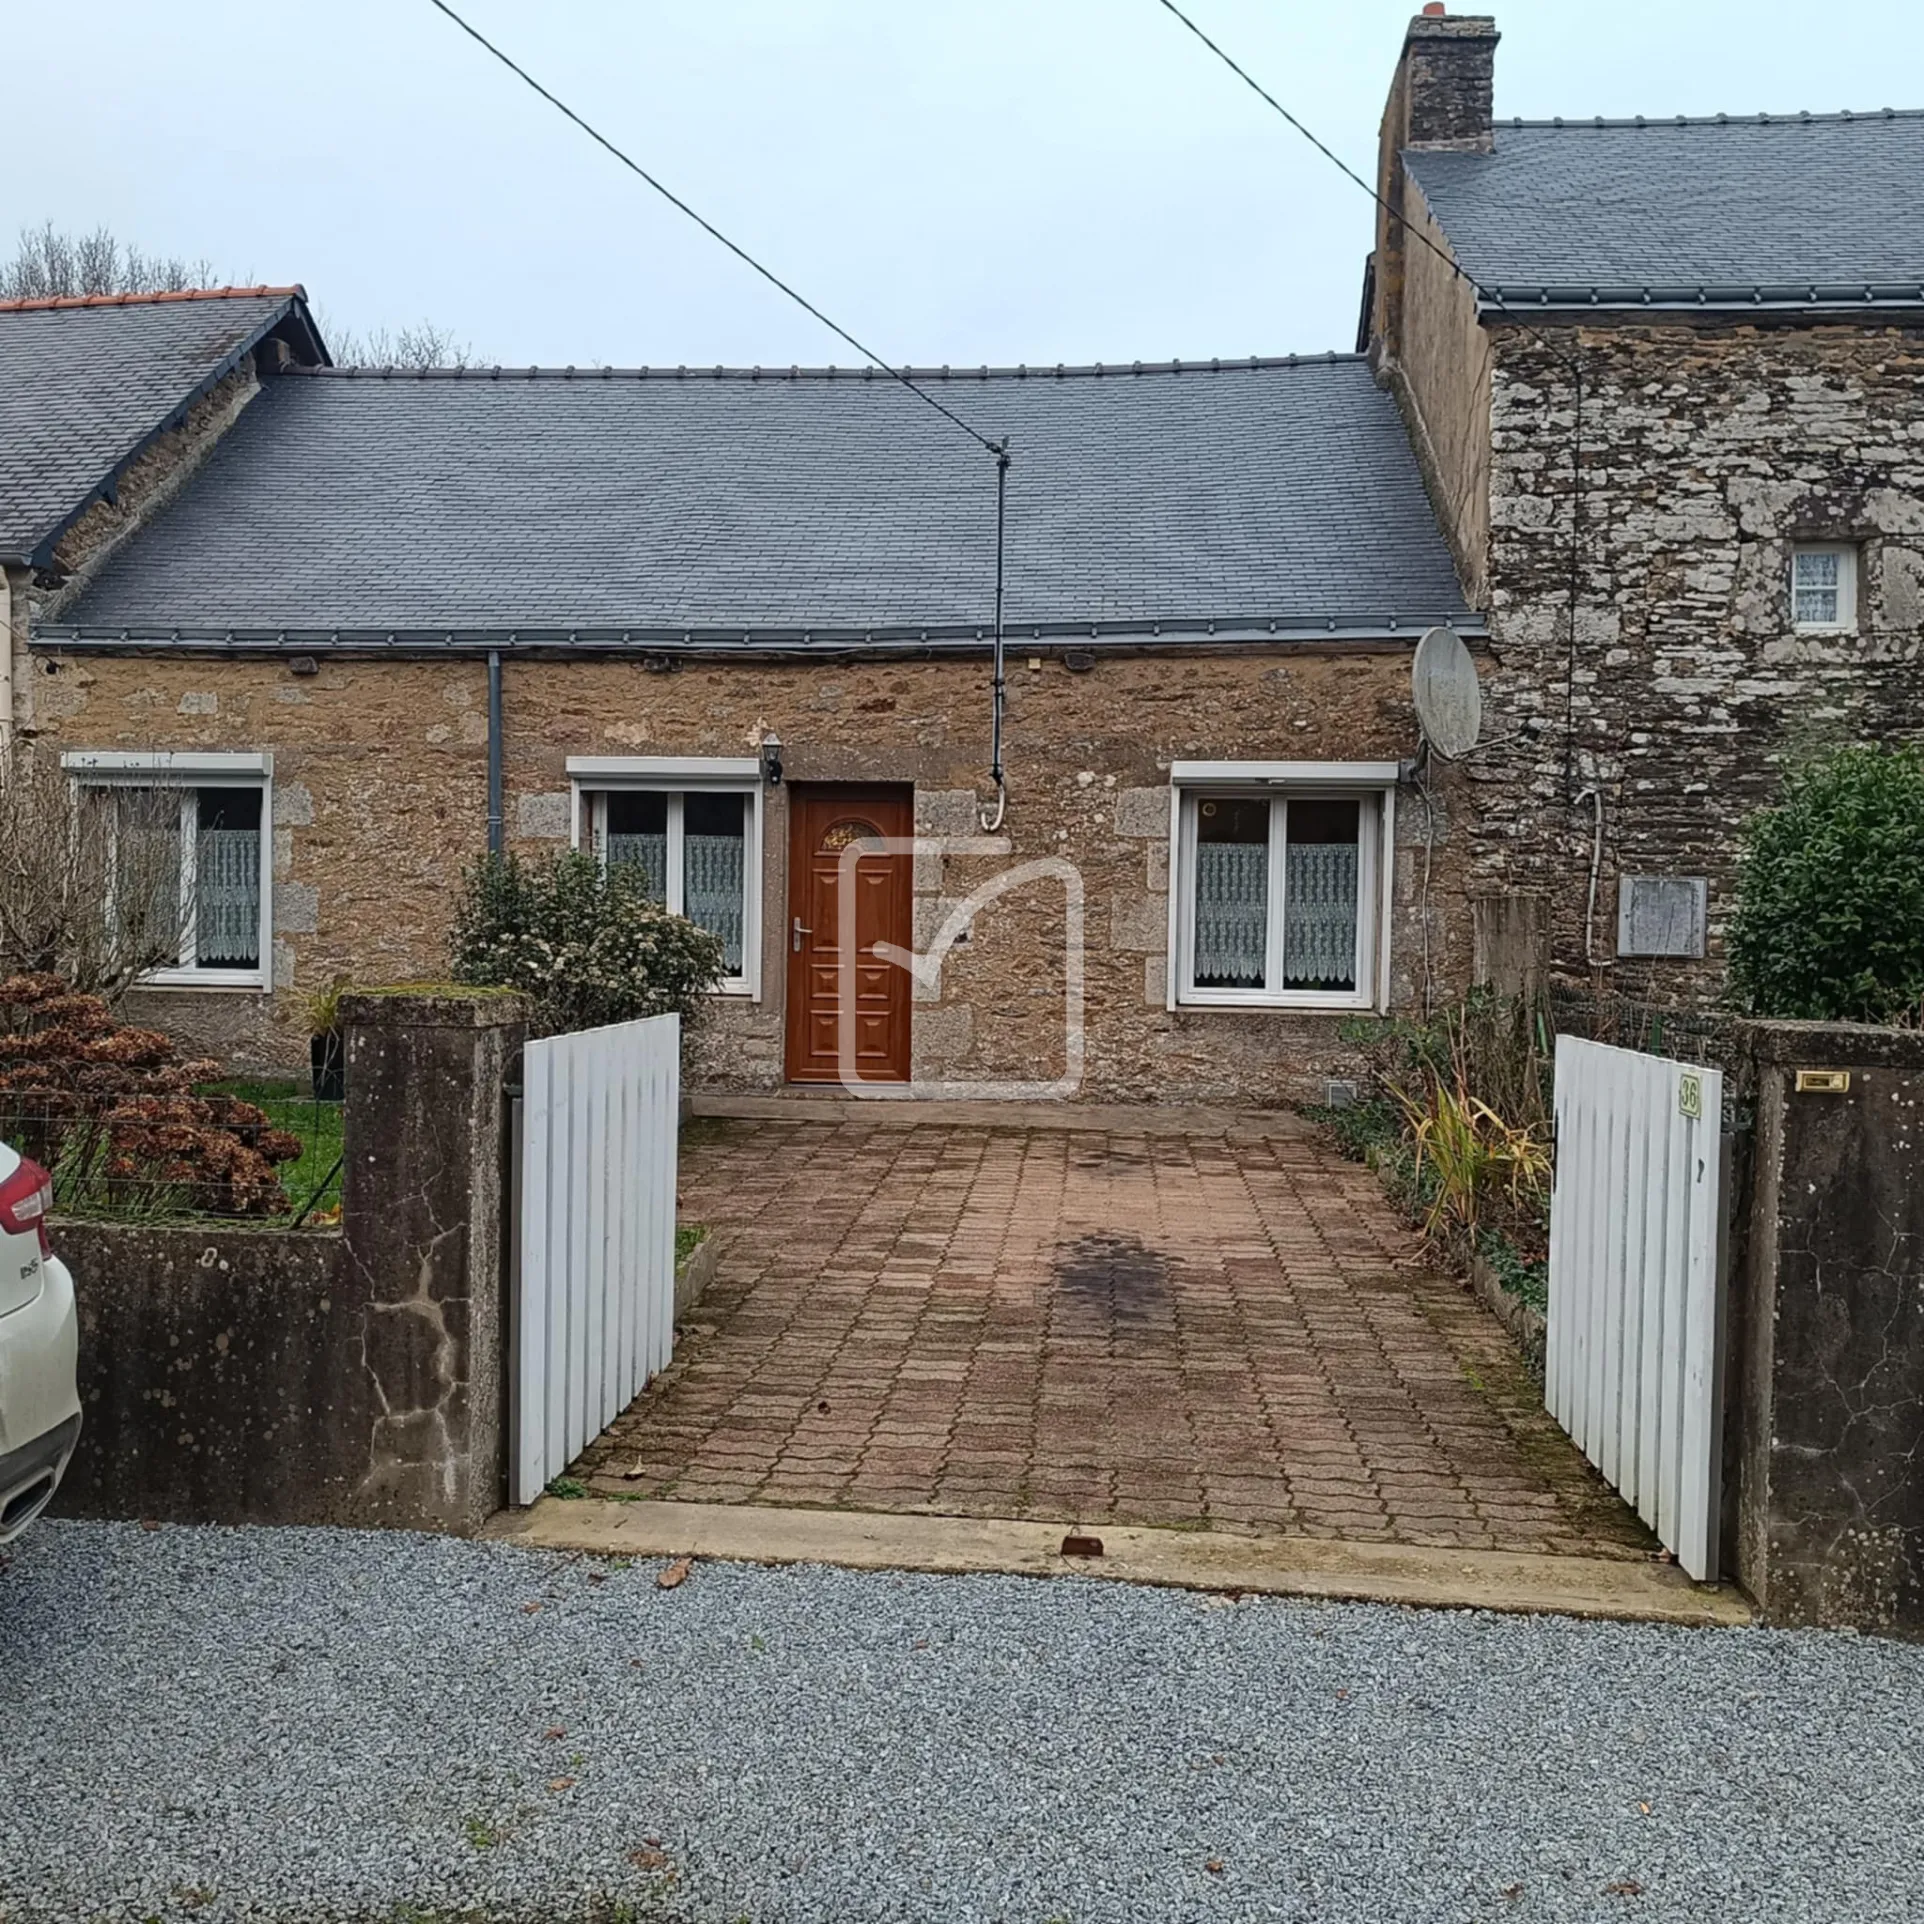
[489,1497,1752,1628]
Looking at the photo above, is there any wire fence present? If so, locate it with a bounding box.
[0,1079,342,1225]
[1546,988,1754,1125]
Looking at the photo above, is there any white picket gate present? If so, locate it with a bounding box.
[510,1014,680,1505]
[1546,1036,1726,1581]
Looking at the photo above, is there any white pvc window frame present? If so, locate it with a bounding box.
[1789,542,1858,633]
[59,750,274,992]
[1166,761,1396,1014]
[566,756,762,998]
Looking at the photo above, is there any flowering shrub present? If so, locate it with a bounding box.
[0,974,303,1216]
[448,853,726,1039]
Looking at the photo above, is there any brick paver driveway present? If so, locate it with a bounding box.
[575,1104,1650,1557]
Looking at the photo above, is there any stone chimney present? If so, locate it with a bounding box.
[1362,10,1500,601]
[1397,8,1500,153]
[1366,11,1499,358]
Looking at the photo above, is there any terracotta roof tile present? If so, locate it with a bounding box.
[0,284,304,315]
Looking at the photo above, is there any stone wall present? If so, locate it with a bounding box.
[1379,184,1492,603]
[25,651,491,1069]
[40,360,262,617]
[1475,320,1924,1000]
[52,989,526,1530]
[54,1222,356,1524]
[5,357,267,744]
[24,645,1474,1104]
[1728,1021,1924,1634]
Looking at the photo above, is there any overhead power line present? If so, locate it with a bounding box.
[423,0,1017,826]
[1156,0,1593,799]
[1153,0,1577,340]
[1154,2,1407,245]
[422,0,1004,459]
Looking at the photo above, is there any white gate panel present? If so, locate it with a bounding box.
[1546,1036,1724,1581]
[512,1013,680,1505]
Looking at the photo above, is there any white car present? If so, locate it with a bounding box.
[0,1143,79,1542]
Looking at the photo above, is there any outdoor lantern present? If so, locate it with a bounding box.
[759,732,784,786]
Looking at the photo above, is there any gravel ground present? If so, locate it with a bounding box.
[2,1522,1920,1924]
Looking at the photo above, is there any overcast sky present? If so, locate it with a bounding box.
[11,1,1921,368]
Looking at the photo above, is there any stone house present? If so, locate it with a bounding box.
[1367,11,1924,1001]
[11,297,1477,1101]
[9,10,1924,1096]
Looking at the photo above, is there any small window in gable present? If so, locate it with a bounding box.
[1790,543,1857,632]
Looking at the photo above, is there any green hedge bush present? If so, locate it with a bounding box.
[1727,745,1924,1023]
[449,852,724,1038]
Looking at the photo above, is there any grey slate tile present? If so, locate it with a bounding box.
[1408,112,1924,300]
[55,358,1474,638]
[0,293,306,561]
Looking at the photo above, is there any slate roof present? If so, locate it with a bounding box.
[0,288,326,566]
[45,357,1477,650]
[1407,111,1924,311]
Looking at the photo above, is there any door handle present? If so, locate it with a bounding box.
[792,916,812,952]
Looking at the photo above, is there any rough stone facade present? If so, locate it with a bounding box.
[5,356,267,745]
[20,644,1470,1101]
[1368,14,1924,1008]
[1473,320,1924,1001]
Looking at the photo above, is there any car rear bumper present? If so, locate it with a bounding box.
[0,1254,82,1543]
[0,1409,81,1541]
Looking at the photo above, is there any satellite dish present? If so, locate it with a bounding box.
[1411,625,1482,760]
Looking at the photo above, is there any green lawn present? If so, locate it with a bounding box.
[201,1079,344,1218]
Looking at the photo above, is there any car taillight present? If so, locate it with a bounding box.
[0,1158,54,1256]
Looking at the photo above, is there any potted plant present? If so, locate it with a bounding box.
[304,978,348,1102]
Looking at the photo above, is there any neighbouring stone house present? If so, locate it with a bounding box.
[11,319,1476,1101]
[7,11,1923,1098]
[1368,11,1924,1001]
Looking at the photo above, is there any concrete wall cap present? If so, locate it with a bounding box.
[340,986,529,1029]
[1737,1018,1924,1070]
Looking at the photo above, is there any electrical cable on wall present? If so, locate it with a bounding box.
[1154,1,1595,801]
[1575,786,1610,972]
[1413,746,1438,1015]
[423,0,1017,823]
[981,441,1013,832]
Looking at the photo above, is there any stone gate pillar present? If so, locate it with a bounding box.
[1729,1020,1924,1632]
[339,987,527,1530]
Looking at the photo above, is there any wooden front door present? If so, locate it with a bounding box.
[784,786,914,1084]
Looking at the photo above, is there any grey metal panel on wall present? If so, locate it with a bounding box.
[1617,876,1707,959]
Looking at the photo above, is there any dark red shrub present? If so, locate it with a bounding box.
[0,975,300,1217]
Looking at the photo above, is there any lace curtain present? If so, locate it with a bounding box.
[607,826,744,972]
[685,834,745,971]
[1194,842,1268,986]
[607,833,668,903]
[1282,840,1358,989]
[196,829,261,967]
[1792,548,1841,626]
